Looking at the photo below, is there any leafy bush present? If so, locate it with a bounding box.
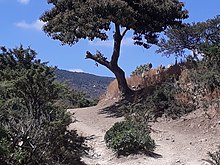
[203,146,220,165]
[120,82,195,121]
[188,61,220,93]
[55,84,98,109]
[0,46,88,165]
[104,120,155,156]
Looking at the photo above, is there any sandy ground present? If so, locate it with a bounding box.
[68,103,220,165]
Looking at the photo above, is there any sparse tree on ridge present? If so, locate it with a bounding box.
[157,15,220,64]
[40,0,188,97]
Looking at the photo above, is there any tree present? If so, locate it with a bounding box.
[0,46,87,165]
[157,15,220,64]
[40,0,188,97]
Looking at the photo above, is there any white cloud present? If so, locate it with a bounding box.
[17,0,30,4]
[89,37,134,48]
[15,20,45,31]
[69,69,84,73]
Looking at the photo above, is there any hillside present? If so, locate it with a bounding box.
[68,61,220,165]
[55,69,114,98]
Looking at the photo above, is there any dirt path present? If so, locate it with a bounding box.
[68,104,220,165]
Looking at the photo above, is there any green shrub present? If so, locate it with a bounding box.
[188,61,220,93]
[120,82,195,121]
[104,120,155,156]
[0,46,88,165]
[55,84,98,109]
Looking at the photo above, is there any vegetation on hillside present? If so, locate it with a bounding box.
[55,69,114,99]
[56,85,98,108]
[0,46,88,165]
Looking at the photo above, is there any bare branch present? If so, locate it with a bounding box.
[121,27,129,38]
[85,51,111,69]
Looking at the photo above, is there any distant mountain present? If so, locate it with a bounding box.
[55,69,114,98]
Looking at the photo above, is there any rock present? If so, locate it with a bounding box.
[176,159,181,163]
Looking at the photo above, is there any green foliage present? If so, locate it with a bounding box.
[41,0,188,48]
[157,15,220,63]
[120,82,195,121]
[0,46,87,165]
[40,0,188,95]
[145,83,194,119]
[56,85,98,108]
[203,146,220,165]
[104,120,155,156]
[131,63,152,76]
[157,15,220,114]
[200,42,220,70]
[157,23,201,57]
[188,61,220,93]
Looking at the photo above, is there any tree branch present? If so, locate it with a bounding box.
[121,27,129,38]
[85,51,111,69]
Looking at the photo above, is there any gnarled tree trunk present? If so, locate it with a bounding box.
[85,23,132,97]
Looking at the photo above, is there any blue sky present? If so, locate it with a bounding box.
[0,0,220,77]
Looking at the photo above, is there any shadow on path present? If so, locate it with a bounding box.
[99,103,124,118]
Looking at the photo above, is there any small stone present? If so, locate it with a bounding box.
[171,139,175,142]
[199,138,207,142]
[182,118,187,121]
[157,138,162,141]
[176,159,181,163]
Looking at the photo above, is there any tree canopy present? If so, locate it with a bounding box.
[41,0,188,96]
[157,15,220,62]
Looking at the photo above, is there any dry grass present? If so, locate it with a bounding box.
[104,79,119,99]
[175,92,193,105]
[102,65,182,100]
[101,62,220,118]
[126,75,144,89]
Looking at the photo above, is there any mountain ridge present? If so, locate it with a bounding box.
[55,69,114,98]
